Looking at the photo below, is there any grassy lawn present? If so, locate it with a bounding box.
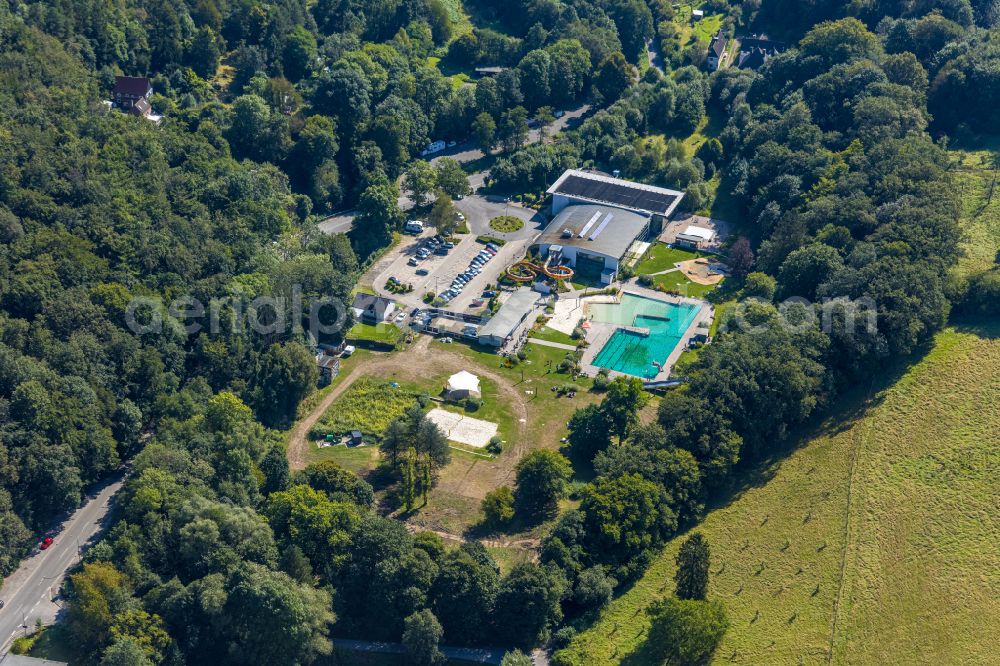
[561,322,1000,664]
[634,243,700,274]
[692,13,724,45]
[435,374,518,447]
[486,545,537,575]
[307,441,381,473]
[671,3,723,48]
[347,322,402,347]
[634,243,724,297]
[950,139,1000,277]
[530,324,578,346]
[649,271,721,298]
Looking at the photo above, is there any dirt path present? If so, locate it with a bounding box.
[287,337,432,469]
[403,523,540,551]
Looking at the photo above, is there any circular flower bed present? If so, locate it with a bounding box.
[489,215,524,233]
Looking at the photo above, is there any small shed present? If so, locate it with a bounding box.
[349,430,364,445]
[676,225,716,249]
[446,370,482,400]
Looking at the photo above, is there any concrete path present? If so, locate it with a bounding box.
[333,638,508,664]
[527,338,578,351]
[646,267,680,276]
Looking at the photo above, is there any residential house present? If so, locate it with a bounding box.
[737,34,785,69]
[707,29,727,70]
[113,76,153,115]
[315,353,340,385]
[351,294,396,323]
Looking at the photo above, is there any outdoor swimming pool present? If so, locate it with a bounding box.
[590,293,701,379]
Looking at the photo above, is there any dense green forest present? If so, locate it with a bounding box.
[0,0,998,663]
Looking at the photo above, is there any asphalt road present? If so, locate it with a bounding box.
[0,474,125,656]
[315,103,592,235]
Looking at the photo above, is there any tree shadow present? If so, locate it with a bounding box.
[692,345,924,519]
[619,634,665,666]
[950,316,1000,340]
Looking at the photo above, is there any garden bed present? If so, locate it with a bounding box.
[309,377,422,440]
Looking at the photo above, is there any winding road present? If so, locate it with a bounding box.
[0,473,125,656]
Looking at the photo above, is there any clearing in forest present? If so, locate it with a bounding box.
[562,323,1000,665]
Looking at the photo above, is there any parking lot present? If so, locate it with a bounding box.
[368,196,545,313]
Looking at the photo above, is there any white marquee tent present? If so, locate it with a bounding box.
[446,371,481,399]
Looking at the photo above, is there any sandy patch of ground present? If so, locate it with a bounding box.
[426,408,498,448]
[676,257,727,285]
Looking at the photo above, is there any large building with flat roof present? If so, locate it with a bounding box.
[478,289,539,347]
[537,170,685,283]
[546,169,685,218]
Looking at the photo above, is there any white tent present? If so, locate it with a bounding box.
[446,371,481,399]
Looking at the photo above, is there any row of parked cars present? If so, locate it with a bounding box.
[439,242,500,303]
[409,235,456,274]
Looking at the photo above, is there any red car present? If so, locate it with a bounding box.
[39,537,53,550]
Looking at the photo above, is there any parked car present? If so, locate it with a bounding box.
[434,247,449,255]
[341,345,356,357]
[416,268,429,276]
[444,241,455,249]
[554,110,565,118]
[40,537,54,550]
[471,299,485,307]
[394,311,406,323]
[440,337,453,343]
[482,290,497,297]
[388,276,399,284]
[456,212,465,221]
[408,257,419,266]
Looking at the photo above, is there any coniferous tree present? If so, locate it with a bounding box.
[674,532,710,600]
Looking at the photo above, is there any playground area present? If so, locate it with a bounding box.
[676,256,727,285]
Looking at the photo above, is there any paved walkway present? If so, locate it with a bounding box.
[527,338,577,351]
[333,639,508,664]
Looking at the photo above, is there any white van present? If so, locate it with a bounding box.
[404,220,424,233]
[419,140,446,157]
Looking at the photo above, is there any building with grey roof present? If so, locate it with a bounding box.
[478,289,539,347]
[546,169,684,218]
[533,204,652,284]
[541,170,686,284]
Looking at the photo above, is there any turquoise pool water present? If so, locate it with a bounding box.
[590,293,700,379]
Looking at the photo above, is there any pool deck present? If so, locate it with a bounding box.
[578,286,713,382]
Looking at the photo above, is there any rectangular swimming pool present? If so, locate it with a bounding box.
[590,293,700,379]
